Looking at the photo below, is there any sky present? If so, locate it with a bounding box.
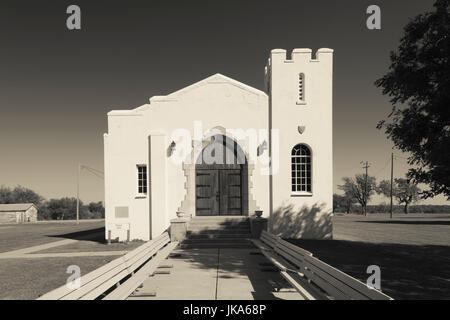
[0,0,448,205]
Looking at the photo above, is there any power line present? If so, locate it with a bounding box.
[82,167,104,179]
[77,164,104,224]
[373,157,391,178]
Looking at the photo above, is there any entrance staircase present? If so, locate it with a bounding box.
[181,216,254,249]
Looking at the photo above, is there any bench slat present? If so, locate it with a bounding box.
[104,242,178,300]
[305,255,391,300]
[260,231,278,249]
[66,235,170,300]
[37,232,171,300]
[275,241,310,269]
[303,261,367,300]
[277,238,312,256]
[279,271,317,300]
[38,256,128,300]
[250,239,272,251]
[255,231,393,301]
[80,237,172,300]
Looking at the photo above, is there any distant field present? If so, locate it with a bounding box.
[288,213,450,300]
[0,220,105,253]
[333,213,450,246]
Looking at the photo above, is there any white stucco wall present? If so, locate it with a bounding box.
[267,48,333,239]
[104,48,333,241]
[105,74,270,241]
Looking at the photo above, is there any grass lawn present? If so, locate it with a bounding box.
[0,256,118,300]
[287,213,450,300]
[0,220,105,253]
[0,220,145,299]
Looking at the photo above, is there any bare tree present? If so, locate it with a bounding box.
[338,174,377,215]
[378,178,421,214]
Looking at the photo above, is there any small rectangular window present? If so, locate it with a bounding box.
[137,165,147,195]
[298,73,305,101]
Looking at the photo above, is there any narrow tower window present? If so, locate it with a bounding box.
[298,73,305,101]
[291,144,311,193]
[137,165,147,195]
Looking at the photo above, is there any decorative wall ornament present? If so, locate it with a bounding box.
[168,141,176,156]
[298,126,306,134]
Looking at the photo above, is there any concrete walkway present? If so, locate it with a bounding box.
[0,232,127,259]
[128,248,305,300]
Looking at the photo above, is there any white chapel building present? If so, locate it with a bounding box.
[104,48,334,241]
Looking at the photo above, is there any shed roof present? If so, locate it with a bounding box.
[0,203,36,212]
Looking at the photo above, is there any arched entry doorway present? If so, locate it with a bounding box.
[195,134,248,216]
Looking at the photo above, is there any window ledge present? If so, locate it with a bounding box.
[291,192,313,197]
[135,195,147,199]
[296,101,307,105]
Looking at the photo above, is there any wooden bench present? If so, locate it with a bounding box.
[251,230,279,251]
[37,232,178,300]
[254,231,393,300]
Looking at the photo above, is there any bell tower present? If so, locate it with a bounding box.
[265,48,334,239]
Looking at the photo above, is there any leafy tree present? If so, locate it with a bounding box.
[0,185,44,206]
[378,178,421,214]
[88,201,105,219]
[0,186,13,203]
[333,193,357,214]
[338,175,377,215]
[0,185,104,221]
[375,0,450,199]
[11,186,44,206]
[44,198,84,220]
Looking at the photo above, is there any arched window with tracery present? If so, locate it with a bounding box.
[291,144,312,193]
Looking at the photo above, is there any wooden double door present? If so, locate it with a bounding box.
[196,168,243,216]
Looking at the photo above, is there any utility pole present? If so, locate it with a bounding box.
[390,153,394,219]
[361,161,370,216]
[76,163,81,225]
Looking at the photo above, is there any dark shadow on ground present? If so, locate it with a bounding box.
[271,203,332,239]
[48,227,105,243]
[286,238,450,300]
[355,220,450,226]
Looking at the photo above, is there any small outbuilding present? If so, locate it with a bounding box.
[0,203,38,224]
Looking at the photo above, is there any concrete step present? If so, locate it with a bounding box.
[187,229,251,236]
[180,242,254,249]
[187,233,251,239]
[188,226,250,231]
[183,238,252,244]
[191,216,248,219]
[189,220,249,225]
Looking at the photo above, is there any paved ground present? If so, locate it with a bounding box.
[128,248,304,300]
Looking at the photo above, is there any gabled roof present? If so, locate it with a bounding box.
[112,73,268,114]
[148,73,267,103]
[0,203,37,212]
